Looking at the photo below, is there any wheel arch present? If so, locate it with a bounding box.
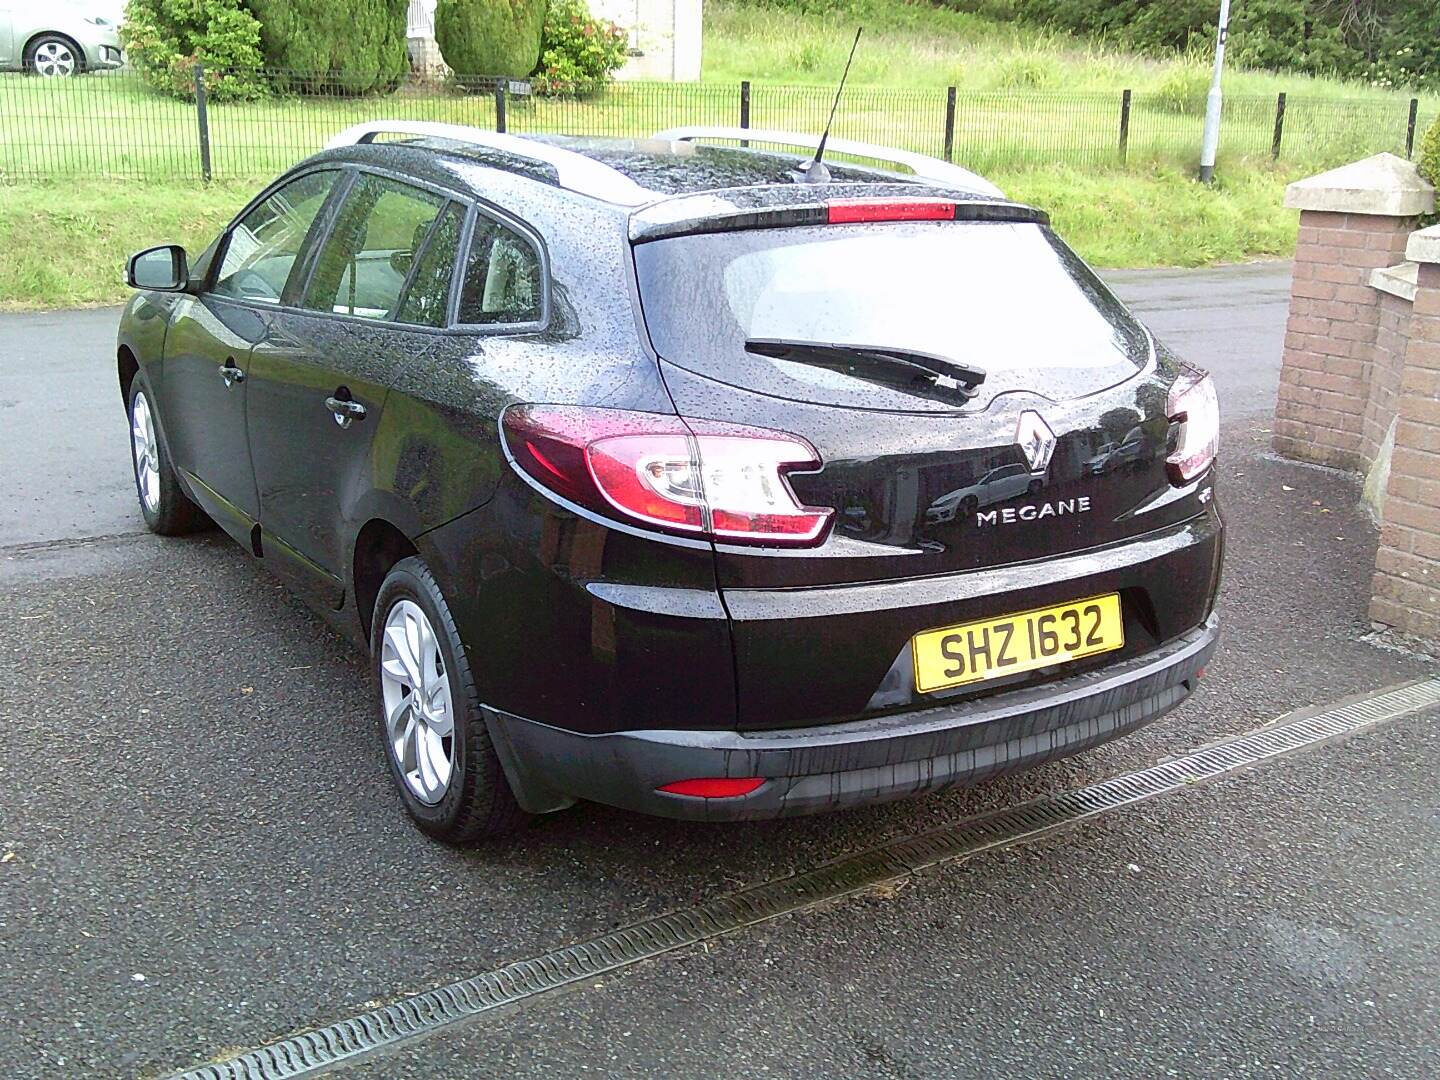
[118,345,139,406]
[352,518,421,643]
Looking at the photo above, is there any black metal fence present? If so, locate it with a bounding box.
[1,67,1432,183]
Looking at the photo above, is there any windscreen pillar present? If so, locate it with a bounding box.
[1273,153,1434,472]
[1370,226,1440,640]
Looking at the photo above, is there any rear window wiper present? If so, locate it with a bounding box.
[744,338,987,402]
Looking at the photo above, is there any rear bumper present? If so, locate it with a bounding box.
[485,613,1218,821]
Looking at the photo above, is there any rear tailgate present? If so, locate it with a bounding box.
[634,209,1221,730]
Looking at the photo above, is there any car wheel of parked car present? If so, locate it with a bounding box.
[24,35,81,77]
[128,382,207,535]
[372,557,525,843]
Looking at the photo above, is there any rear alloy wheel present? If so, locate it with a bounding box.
[26,35,80,77]
[372,557,524,842]
[127,382,207,535]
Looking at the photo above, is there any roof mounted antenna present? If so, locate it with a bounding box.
[792,26,863,185]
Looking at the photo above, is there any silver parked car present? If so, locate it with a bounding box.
[1,2,122,76]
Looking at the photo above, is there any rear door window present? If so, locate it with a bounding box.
[212,170,337,304]
[302,174,446,320]
[394,202,466,327]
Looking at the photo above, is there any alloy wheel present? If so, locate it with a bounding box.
[130,391,161,514]
[380,599,455,804]
[33,41,77,77]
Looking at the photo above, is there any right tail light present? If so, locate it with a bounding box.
[501,405,834,547]
[1166,371,1218,485]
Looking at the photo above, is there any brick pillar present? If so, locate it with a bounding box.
[1371,229,1440,640]
[1273,154,1434,471]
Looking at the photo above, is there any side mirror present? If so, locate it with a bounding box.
[126,244,190,291]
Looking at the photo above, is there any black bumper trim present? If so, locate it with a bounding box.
[484,614,1218,820]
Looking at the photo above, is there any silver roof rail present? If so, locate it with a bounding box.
[324,121,653,205]
[652,125,1004,198]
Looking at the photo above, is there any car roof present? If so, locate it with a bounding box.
[312,126,1001,202]
[301,127,1042,241]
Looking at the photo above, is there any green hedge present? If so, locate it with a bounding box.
[244,0,409,94]
[434,0,546,81]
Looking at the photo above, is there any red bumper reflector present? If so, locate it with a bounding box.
[657,777,766,798]
[826,199,956,224]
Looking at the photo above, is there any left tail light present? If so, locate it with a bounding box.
[500,404,834,546]
[1166,370,1219,485]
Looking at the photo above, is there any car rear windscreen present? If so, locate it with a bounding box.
[633,220,1152,412]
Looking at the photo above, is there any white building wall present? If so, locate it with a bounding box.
[591,0,703,82]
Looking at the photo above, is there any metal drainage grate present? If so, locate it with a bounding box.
[166,676,1440,1080]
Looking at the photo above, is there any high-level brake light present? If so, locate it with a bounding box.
[826,199,956,224]
[501,405,834,546]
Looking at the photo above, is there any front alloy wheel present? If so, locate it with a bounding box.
[126,381,206,535]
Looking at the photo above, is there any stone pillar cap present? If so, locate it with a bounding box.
[1283,152,1435,216]
[1407,224,1440,265]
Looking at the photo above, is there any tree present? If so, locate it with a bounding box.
[243,0,409,94]
[434,0,546,82]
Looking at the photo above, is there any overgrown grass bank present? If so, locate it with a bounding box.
[704,0,1440,108]
[0,169,1295,311]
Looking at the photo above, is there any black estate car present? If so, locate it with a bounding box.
[118,122,1223,841]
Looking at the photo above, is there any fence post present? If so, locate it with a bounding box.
[193,63,213,183]
[943,86,956,163]
[494,81,507,134]
[1118,89,1131,164]
[739,80,750,147]
[1271,92,1286,162]
[1406,97,1419,158]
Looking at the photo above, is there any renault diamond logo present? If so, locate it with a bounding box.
[1016,411,1055,474]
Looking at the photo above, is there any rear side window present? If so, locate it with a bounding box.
[303,174,446,320]
[212,170,336,304]
[395,202,466,327]
[458,215,543,326]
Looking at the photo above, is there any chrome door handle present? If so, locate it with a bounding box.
[219,361,245,387]
[325,396,366,428]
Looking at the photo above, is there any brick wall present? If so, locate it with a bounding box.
[1273,210,1418,471]
[1370,261,1440,639]
[1365,291,1413,464]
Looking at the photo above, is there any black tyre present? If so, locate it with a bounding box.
[961,495,979,517]
[127,381,208,535]
[371,556,525,842]
[24,34,82,77]
[1027,478,1043,495]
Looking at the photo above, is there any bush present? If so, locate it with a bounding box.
[243,0,409,94]
[434,0,546,82]
[1418,113,1440,191]
[120,0,266,101]
[533,0,628,95]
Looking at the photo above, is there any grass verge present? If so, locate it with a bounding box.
[704,0,1440,105]
[0,168,1296,311]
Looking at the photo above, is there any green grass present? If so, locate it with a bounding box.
[703,0,1440,105]
[0,168,1296,310]
[0,181,250,309]
[0,0,1414,308]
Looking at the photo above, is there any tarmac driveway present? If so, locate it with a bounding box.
[1,262,1436,1079]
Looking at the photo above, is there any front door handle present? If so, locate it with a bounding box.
[325,395,366,429]
[219,360,245,387]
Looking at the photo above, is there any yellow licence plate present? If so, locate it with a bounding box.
[912,593,1124,693]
